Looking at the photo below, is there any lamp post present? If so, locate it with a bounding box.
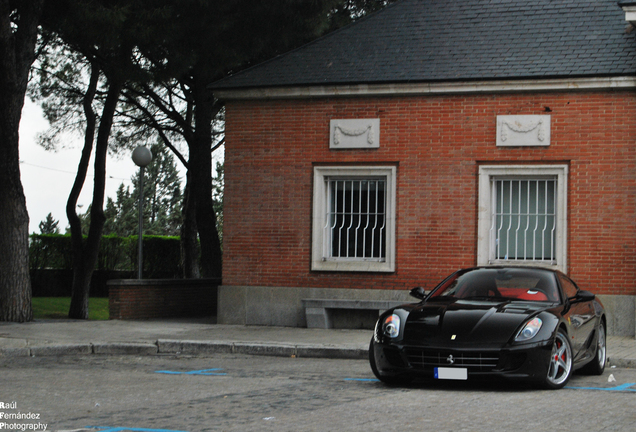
[132,146,152,279]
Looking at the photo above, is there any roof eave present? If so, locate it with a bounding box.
[213,76,636,101]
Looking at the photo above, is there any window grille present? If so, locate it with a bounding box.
[324,178,386,261]
[491,178,556,263]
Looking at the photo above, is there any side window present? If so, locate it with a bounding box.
[558,274,578,299]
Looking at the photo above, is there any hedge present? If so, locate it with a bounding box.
[29,234,183,276]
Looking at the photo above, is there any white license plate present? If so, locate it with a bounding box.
[434,367,468,380]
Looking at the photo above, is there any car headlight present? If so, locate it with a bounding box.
[515,317,543,342]
[382,314,401,338]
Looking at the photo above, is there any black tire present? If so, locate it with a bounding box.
[543,329,573,389]
[369,338,410,386]
[581,322,607,375]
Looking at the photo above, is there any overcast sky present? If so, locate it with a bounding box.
[19,99,154,234]
[19,98,228,235]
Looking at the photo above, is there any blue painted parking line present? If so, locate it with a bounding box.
[155,368,226,376]
[87,427,188,432]
[566,382,636,392]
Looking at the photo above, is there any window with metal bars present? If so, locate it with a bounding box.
[491,178,556,263]
[324,178,386,261]
[312,166,395,272]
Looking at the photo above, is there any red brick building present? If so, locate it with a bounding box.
[212,0,636,336]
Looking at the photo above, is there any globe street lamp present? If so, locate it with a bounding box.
[132,146,152,279]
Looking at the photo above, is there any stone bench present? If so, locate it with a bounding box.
[302,299,408,329]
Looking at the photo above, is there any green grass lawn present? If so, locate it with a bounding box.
[32,297,109,320]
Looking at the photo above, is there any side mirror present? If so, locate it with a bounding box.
[410,286,427,300]
[570,290,595,303]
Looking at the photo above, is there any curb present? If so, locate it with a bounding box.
[30,344,92,356]
[1,342,633,365]
[92,342,158,355]
[0,347,29,357]
[156,339,368,359]
[0,340,368,360]
[157,339,234,355]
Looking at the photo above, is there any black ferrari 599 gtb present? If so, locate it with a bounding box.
[370,267,606,389]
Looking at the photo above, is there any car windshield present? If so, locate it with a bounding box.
[429,268,560,302]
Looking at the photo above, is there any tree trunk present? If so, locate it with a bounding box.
[0,123,32,322]
[191,72,222,278]
[66,63,99,319]
[68,77,123,319]
[180,174,200,278]
[0,0,44,322]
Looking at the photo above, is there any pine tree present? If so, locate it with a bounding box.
[103,143,183,237]
[103,184,135,236]
[212,161,224,248]
[140,143,183,236]
[39,213,60,234]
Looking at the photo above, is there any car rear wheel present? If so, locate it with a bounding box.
[544,329,573,389]
[369,339,411,386]
[581,322,606,375]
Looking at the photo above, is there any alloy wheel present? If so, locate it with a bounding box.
[596,323,606,369]
[546,331,572,388]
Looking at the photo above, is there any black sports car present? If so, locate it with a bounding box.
[370,267,606,389]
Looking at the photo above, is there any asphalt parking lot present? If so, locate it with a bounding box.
[1,354,635,432]
[1,318,635,431]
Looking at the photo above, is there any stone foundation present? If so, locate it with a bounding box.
[219,285,635,337]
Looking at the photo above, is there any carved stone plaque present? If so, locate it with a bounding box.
[496,115,550,147]
[329,119,380,149]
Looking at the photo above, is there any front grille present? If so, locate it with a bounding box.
[404,348,500,372]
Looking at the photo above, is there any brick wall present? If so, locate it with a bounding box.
[108,279,219,320]
[223,91,636,296]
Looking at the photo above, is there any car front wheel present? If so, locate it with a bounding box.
[544,329,573,389]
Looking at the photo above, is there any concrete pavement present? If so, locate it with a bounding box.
[1,317,636,367]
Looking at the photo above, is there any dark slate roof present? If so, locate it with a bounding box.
[212,0,636,90]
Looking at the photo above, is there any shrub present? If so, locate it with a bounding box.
[29,233,183,276]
